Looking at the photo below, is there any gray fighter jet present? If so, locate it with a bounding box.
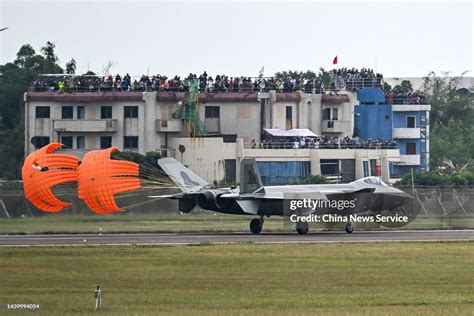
[155,158,413,234]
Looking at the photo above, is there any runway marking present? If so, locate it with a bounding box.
[0,230,473,247]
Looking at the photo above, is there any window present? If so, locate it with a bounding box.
[101,106,112,119]
[77,136,85,149]
[332,108,338,120]
[285,106,293,129]
[61,136,73,148]
[320,159,339,175]
[407,116,416,128]
[35,106,50,118]
[124,136,138,149]
[124,106,139,118]
[100,136,112,149]
[322,108,331,120]
[363,161,369,177]
[77,106,85,119]
[31,136,50,149]
[61,106,73,119]
[205,106,220,118]
[406,143,416,155]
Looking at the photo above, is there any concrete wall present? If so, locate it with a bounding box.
[355,104,393,140]
[163,137,400,185]
[25,99,144,155]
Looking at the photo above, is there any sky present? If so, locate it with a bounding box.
[0,0,472,78]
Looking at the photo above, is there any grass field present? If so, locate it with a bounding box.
[0,242,473,315]
[1,213,473,235]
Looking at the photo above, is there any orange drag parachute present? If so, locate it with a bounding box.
[21,143,79,212]
[77,147,141,214]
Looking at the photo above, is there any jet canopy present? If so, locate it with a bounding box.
[353,177,388,187]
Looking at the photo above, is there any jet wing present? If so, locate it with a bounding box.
[219,187,374,201]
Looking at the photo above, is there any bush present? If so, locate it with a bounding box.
[396,171,474,187]
[303,174,328,184]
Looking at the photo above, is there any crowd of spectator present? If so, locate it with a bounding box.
[30,68,386,94]
[30,69,432,106]
[385,91,428,105]
[31,73,327,94]
[251,135,397,150]
[330,67,383,91]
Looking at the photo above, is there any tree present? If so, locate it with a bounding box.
[102,60,117,76]
[383,82,392,94]
[65,58,76,75]
[14,44,36,68]
[421,72,473,169]
[0,42,64,179]
[396,170,474,186]
[41,41,58,63]
[111,151,162,168]
[392,80,413,94]
[316,68,331,87]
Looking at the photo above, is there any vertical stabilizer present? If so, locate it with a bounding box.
[240,158,263,194]
[158,158,208,192]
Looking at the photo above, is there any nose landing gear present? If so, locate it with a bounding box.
[345,222,353,234]
[296,221,309,235]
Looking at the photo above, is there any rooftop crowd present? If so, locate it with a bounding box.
[30,73,327,94]
[251,135,397,150]
[385,91,428,105]
[29,69,428,104]
[29,68,384,94]
[330,67,384,91]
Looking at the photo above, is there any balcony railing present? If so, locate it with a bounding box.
[29,75,326,94]
[333,78,383,91]
[392,128,421,139]
[385,95,429,105]
[246,141,397,150]
[53,119,118,132]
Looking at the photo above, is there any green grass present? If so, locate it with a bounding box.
[1,213,473,235]
[0,213,285,235]
[0,242,473,315]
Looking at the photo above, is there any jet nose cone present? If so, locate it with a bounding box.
[400,191,413,199]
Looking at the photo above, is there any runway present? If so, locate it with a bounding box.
[0,230,473,246]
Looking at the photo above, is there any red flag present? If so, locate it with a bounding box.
[332,55,338,65]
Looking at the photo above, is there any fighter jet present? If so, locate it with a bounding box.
[155,158,413,234]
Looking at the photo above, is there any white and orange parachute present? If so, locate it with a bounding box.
[22,144,142,214]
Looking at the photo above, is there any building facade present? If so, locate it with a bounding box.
[355,88,431,177]
[24,89,402,185]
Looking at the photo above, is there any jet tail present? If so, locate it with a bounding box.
[240,158,263,194]
[158,158,208,192]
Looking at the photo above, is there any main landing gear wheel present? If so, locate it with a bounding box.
[345,222,353,234]
[250,218,263,234]
[296,221,309,235]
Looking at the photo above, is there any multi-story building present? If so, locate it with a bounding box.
[24,83,402,185]
[355,87,431,177]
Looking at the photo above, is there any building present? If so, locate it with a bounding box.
[24,82,403,185]
[355,87,430,177]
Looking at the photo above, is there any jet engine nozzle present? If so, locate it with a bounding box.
[196,190,232,211]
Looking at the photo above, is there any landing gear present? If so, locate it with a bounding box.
[250,217,264,234]
[345,222,353,234]
[296,221,309,235]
